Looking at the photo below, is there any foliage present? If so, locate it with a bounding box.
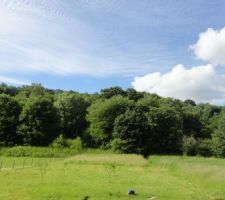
[212,131,225,157]
[125,88,144,101]
[0,83,225,157]
[100,86,126,99]
[146,106,183,153]
[51,135,83,152]
[17,96,59,146]
[195,103,221,138]
[211,131,225,157]
[51,134,68,148]
[16,83,49,99]
[183,136,198,156]
[0,94,21,146]
[54,92,89,138]
[113,107,150,154]
[211,110,225,157]
[197,139,212,157]
[182,111,202,138]
[136,94,161,110]
[0,83,19,96]
[211,128,225,157]
[87,96,133,144]
[109,138,130,153]
[184,99,196,106]
[67,137,83,151]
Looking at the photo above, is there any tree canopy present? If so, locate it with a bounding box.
[0,83,224,157]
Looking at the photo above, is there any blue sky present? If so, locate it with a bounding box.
[1,0,225,103]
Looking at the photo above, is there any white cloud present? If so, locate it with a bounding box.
[132,64,225,104]
[191,27,225,66]
[0,75,29,85]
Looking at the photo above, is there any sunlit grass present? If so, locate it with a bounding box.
[67,153,148,166]
[0,153,224,200]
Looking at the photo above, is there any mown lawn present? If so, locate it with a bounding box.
[0,153,224,200]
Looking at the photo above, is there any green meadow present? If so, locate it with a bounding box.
[0,153,224,200]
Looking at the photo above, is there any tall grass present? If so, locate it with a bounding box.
[0,146,80,158]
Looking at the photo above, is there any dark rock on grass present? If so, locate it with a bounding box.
[128,189,136,195]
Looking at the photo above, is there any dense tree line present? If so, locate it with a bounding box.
[0,83,225,157]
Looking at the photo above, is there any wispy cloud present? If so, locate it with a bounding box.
[0,0,97,75]
[0,75,29,85]
[0,0,177,78]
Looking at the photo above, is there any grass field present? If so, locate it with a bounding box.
[0,153,224,200]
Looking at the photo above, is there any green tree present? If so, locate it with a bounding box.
[184,99,196,106]
[54,92,89,138]
[146,106,183,153]
[195,103,221,138]
[87,96,133,145]
[211,130,225,157]
[0,94,21,146]
[113,107,150,155]
[0,83,19,96]
[126,88,144,101]
[15,83,54,108]
[16,83,47,98]
[159,98,184,114]
[18,96,59,146]
[100,87,126,99]
[182,111,202,138]
[136,94,161,111]
[211,110,225,157]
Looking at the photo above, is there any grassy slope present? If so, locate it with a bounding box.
[0,154,224,200]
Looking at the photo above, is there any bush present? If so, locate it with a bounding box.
[183,136,198,156]
[51,135,83,152]
[197,139,212,157]
[51,134,68,148]
[110,138,130,153]
[67,137,83,152]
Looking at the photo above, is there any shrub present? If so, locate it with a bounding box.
[183,136,198,156]
[51,134,68,148]
[67,137,83,152]
[110,138,130,153]
[51,135,83,153]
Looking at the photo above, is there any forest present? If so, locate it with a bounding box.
[0,83,224,158]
